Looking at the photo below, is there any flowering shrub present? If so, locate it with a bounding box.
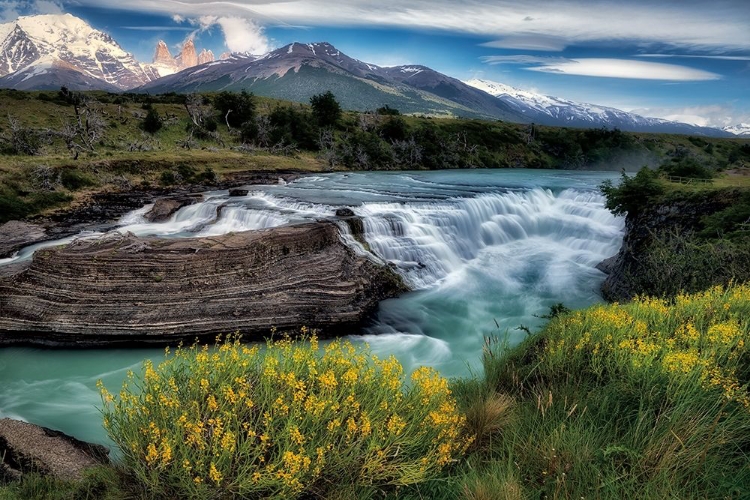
[99,333,471,498]
[543,283,750,409]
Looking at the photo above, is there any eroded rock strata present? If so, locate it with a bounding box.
[0,222,407,347]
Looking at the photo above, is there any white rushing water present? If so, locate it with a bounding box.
[0,169,624,446]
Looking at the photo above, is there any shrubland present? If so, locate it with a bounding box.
[0,87,748,223]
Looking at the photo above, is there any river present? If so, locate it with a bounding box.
[0,169,623,448]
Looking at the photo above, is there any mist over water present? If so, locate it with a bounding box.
[0,169,623,447]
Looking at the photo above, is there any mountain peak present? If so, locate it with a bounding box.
[0,13,153,89]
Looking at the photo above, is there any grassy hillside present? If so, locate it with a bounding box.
[0,88,748,223]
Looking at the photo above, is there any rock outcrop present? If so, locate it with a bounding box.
[0,222,407,347]
[0,221,48,258]
[599,188,746,301]
[198,48,214,65]
[0,418,109,482]
[177,39,198,70]
[144,194,202,222]
[153,40,175,67]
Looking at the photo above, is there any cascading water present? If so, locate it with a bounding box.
[0,169,624,447]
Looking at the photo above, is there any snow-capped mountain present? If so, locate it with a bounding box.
[0,14,154,90]
[137,42,526,122]
[465,79,731,137]
[723,124,750,137]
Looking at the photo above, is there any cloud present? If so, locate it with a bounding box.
[213,16,270,54]
[482,55,569,65]
[0,0,62,21]
[480,35,566,52]
[34,0,750,52]
[629,104,750,128]
[488,57,722,81]
[121,26,193,31]
[637,54,750,61]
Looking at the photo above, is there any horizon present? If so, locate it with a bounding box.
[0,1,748,128]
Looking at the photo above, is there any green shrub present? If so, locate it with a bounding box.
[660,157,714,179]
[60,169,95,190]
[100,334,471,499]
[600,167,664,216]
[141,107,163,135]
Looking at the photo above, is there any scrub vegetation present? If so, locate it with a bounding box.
[0,87,748,223]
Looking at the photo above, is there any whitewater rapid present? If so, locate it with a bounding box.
[0,169,624,446]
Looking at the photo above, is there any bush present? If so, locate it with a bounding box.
[213,91,255,129]
[660,157,714,179]
[600,167,664,216]
[141,107,163,135]
[100,334,472,499]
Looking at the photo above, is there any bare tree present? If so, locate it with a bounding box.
[317,128,339,167]
[184,94,212,128]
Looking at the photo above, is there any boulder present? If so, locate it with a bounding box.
[144,195,202,222]
[0,419,109,482]
[228,188,249,197]
[335,208,355,217]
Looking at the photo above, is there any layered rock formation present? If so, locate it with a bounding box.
[0,222,406,347]
[0,418,109,482]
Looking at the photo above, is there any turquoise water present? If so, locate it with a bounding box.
[0,169,623,448]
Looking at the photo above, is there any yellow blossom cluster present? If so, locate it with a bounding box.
[544,283,750,410]
[99,332,472,498]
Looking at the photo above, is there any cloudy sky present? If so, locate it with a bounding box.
[4,0,750,127]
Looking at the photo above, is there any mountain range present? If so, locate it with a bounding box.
[0,13,744,137]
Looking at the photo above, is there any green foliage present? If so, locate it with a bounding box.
[376,105,400,116]
[59,168,95,191]
[619,230,750,298]
[600,167,665,216]
[140,107,163,135]
[0,466,126,500]
[213,91,256,129]
[100,334,471,499]
[660,156,714,179]
[461,284,750,499]
[0,187,71,223]
[268,105,318,150]
[310,91,342,127]
[699,191,750,239]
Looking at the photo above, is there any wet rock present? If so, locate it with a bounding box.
[0,222,407,347]
[335,208,355,217]
[0,418,109,482]
[228,188,249,197]
[144,195,202,222]
[0,221,48,259]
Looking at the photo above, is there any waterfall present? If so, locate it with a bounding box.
[355,188,622,289]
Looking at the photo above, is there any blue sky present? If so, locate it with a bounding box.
[3,0,749,127]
